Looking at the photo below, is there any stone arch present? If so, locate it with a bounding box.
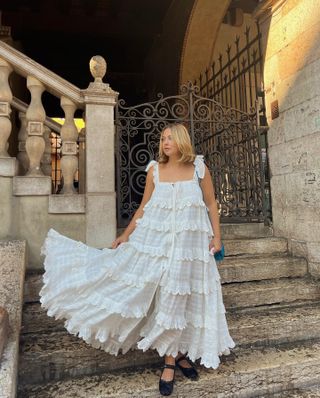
[179,0,231,85]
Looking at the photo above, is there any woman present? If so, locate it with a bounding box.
[40,123,235,396]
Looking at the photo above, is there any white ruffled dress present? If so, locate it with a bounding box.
[40,155,235,369]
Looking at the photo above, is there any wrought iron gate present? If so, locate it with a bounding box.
[115,83,270,228]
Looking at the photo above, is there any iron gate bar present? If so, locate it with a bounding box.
[115,83,269,228]
[195,24,266,123]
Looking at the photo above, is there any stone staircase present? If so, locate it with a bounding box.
[17,224,320,397]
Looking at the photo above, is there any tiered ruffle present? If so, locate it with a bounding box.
[40,178,235,369]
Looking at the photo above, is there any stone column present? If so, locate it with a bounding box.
[60,97,78,194]
[41,125,52,177]
[14,76,51,196]
[25,76,46,176]
[78,126,86,194]
[0,58,12,157]
[17,112,29,175]
[82,55,118,248]
[0,58,18,176]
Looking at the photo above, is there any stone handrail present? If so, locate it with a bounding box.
[0,43,118,250]
[0,40,83,107]
[12,96,61,134]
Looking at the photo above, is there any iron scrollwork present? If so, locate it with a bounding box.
[115,83,268,227]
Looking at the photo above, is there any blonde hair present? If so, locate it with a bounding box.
[158,123,196,163]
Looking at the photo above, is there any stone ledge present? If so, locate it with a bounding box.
[0,157,19,177]
[18,340,320,398]
[48,194,86,214]
[13,176,51,196]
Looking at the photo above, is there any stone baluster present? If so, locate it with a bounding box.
[60,96,78,194]
[41,126,52,177]
[0,58,13,157]
[17,112,29,175]
[78,126,86,194]
[25,76,46,176]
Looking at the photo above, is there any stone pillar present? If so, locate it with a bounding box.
[78,126,86,194]
[0,58,12,158]
[60,97,78,194]
[14,76,51,195]
[82,55,118,248]
[17,112,29,175]
[25,76,46,176]
[41,126,52,177]
[0,58,18,176]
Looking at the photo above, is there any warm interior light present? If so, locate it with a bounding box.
[52,118,85,132]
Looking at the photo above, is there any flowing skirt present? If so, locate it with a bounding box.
[40,228,235,369]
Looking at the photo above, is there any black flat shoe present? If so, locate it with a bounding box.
[176,354,199,380]
[159,364,176,396]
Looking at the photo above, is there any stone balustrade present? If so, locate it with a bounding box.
[0,40,118,263]
[17,112,28,175]
[60,97,78,194]
[25,76,46,176]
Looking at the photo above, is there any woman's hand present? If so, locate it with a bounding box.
[111,234,129,249]
[209,236,222,254]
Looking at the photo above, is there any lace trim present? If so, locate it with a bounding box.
[145,160,158,184]
[143,197,207,211]
[154,308,227,330]
[41,288,150,319]
[193,155,205,179]
[135,217,212,233]
[137,321,235,369]
[129,240,211,262]
[145,160,157,172]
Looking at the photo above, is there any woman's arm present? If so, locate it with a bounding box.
[111,166,155,248]
[199,165,222,252]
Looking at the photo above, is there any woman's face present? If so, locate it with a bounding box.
[161,128,179,157]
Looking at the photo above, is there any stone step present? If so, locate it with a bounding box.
[23,251,299,304]
[223,237,287,256]
[18,339,320,398]
[260,385,320,397]
[22,302,65,334]
[223,277,320,309]
[220,255,306,284]
[18,302,320,385]
[21,273,317,335]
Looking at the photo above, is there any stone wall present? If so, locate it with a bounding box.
[0,176,86,269]
[261,0,320,277]
[0,240,26,397]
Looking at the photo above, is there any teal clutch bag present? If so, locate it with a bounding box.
[210,243,225,261]
[214,243,225,261]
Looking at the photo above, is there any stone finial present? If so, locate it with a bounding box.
[89,55,107,83]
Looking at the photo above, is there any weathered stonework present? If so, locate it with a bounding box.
[0,240,26,398]
[262,0,320,277]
